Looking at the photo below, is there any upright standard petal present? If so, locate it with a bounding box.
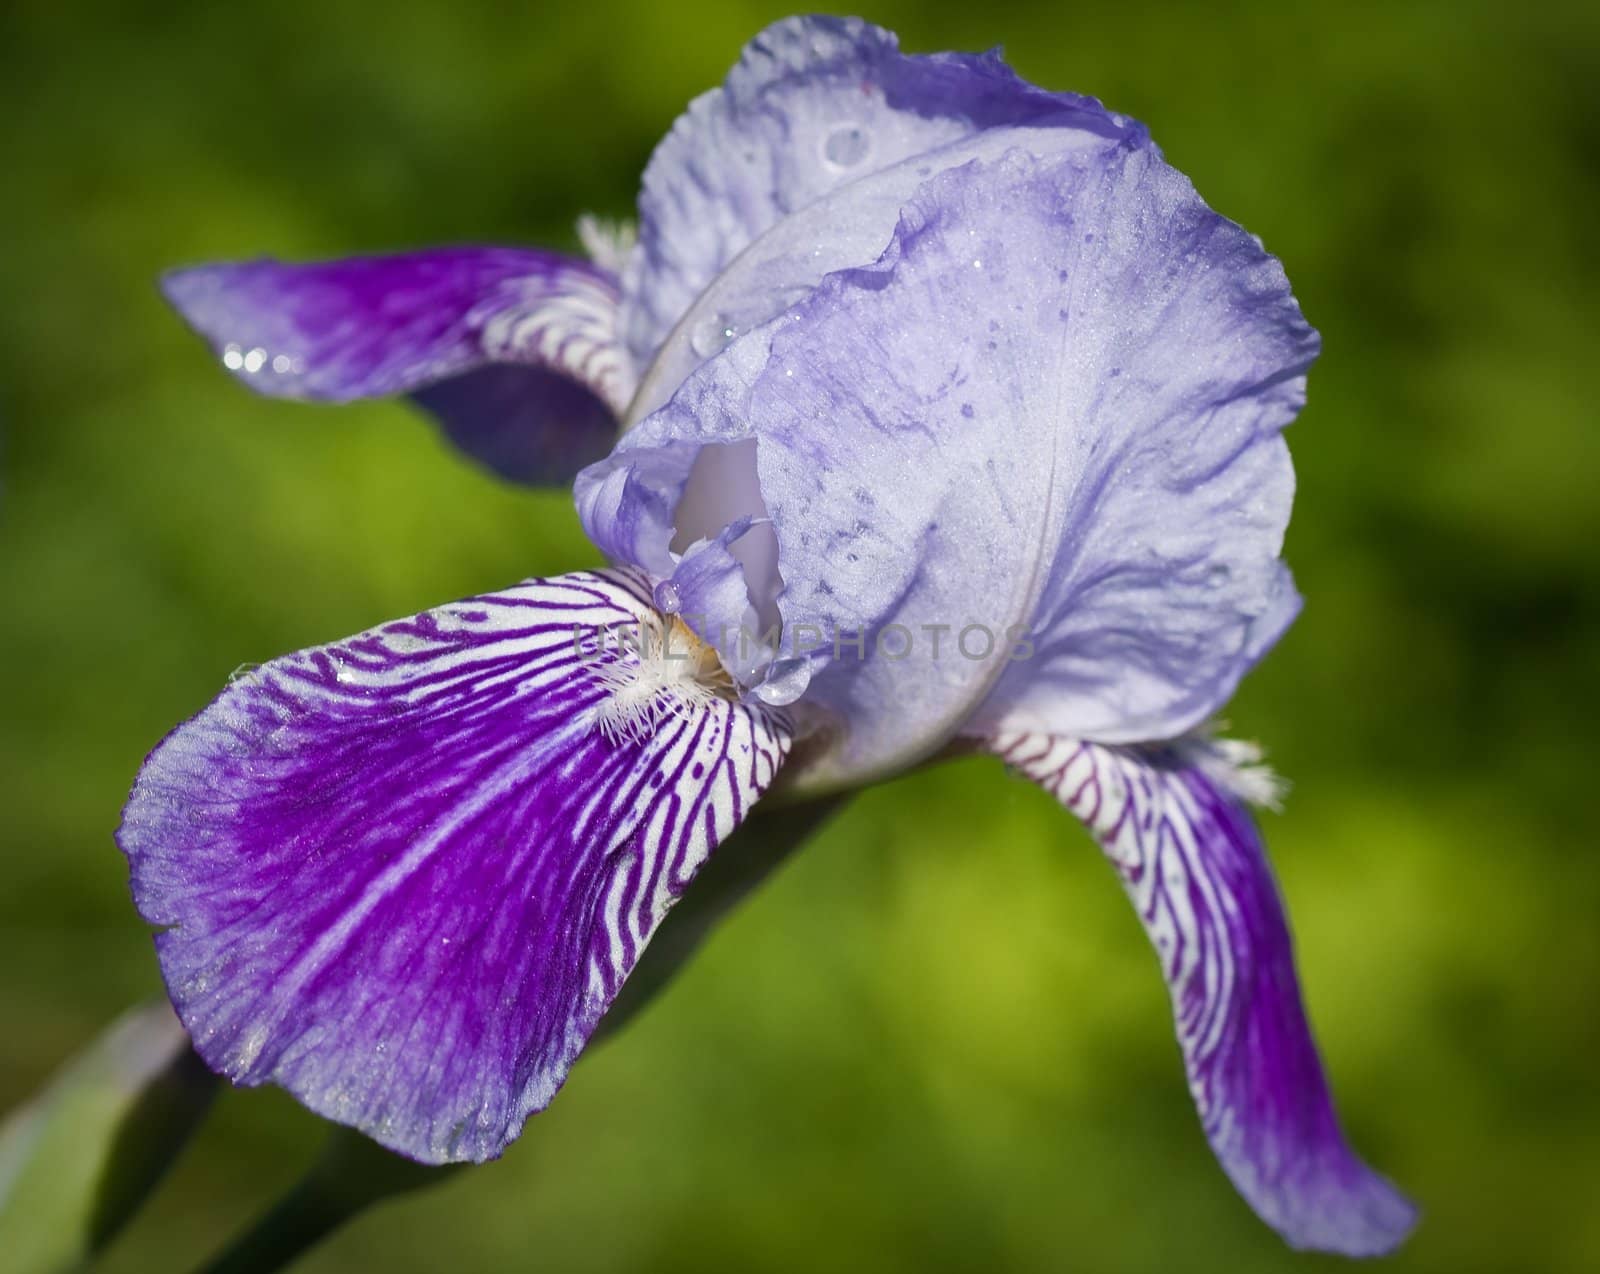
[163,248,630,483]
[986,733,1416,1256]
[622,13,1129,374]
[585,146,1314,785]
[118,569,791,1163]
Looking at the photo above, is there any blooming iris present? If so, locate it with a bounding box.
[119,15,1415,1256]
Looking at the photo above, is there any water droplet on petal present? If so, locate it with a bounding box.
[1204,564,1232,589]
[690,314,738,358]
[754,657,810,706]
[653,580,682,614]
[823,123,871,170]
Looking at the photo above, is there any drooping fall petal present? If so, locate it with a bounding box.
[164,248,629,483]
[986,732,1416,1256]
[119,568,791,1162]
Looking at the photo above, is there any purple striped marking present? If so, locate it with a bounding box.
[163,247,630,484]
[119,568,790,1163]
[988,733,1416,1256]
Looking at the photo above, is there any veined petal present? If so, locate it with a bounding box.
[163,248,630,484]
[117,569,792,1163]
[622,13,1129,374]
[586,147,1313,786]
[667,518,767,673]
[987,732,1416,1256]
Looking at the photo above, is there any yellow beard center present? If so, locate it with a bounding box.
[588,614,734,745]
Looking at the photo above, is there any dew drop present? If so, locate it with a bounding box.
[653,579,682,614]
[1204,564,1232,589]
[823,123,871,169]
[754,657,810,706]
[690,314,738,358]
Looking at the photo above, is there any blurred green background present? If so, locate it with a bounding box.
[3,1,1597,1271]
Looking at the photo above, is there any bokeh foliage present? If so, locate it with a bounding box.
[2,1,1597,1271]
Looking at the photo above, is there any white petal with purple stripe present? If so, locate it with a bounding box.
[986,732,1416,1256]
[119,569,790,1163]
[163,248,631,484]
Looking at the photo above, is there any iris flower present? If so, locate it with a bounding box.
[119,15,1415,1256]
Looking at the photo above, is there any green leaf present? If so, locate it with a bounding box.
[0,1001,218,1273]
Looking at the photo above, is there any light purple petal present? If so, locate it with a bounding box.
[575,441,697,579]
[622,14,1131,380]
[585,146,1313,784]
[988,732,1416,1256]
[163,248,630,484]
[117,568,791,1163]
[667,517,773,682]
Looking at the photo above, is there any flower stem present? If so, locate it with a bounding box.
[192,1130,458,1274]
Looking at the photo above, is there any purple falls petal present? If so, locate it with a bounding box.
[988,732,1416,1256]
[622,13,1131,377]
[163,247,630,484]
[117,568,792,1163]
[413,364,615,485]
